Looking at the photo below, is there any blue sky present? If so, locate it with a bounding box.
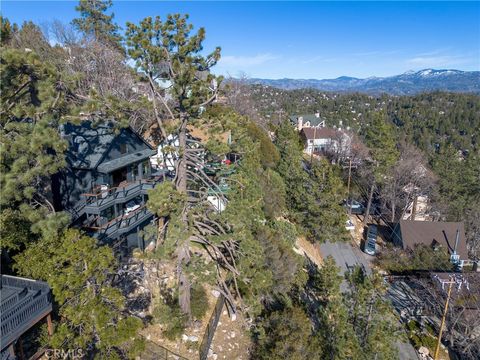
[2,1,479,79]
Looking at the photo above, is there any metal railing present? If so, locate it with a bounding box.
[83,205,153,239]
[199,294,225,360]
[82,179,159,209]
[1,275,52,350]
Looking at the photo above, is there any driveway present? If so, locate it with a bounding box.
[319,241,372,291]
[319,241,419,360]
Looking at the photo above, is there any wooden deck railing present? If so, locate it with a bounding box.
[199,294,225,360]
[82,206,152,240]
[82,179,159,207]
[1,276,52,350]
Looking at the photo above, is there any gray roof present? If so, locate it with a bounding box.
[397,220,468,259]
[61,121,153,171]
[62,122,117,169]
[289,114,326,127]
[97,148,156,173]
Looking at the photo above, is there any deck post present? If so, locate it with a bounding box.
[46,313,53,336]
[18,338,25,360]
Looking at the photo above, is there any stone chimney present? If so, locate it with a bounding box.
[315,112,320,118]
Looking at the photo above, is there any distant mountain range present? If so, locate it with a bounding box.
[248,69,480,95]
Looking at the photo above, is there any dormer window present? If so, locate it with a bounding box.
[120,143,127,154]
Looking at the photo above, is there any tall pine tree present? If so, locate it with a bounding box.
[72,0,123,51]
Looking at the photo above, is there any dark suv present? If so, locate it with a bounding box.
[364,224,377,255]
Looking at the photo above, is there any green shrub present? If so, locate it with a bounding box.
[153,299,187,340]
[407,320,420,332]
[191,285,209,320]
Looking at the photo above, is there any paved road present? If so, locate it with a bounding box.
[319,241,372,291]
[319,241,419,360]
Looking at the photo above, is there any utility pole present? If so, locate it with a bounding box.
[310,126,317,165]
[347,157,352,216]
[433,269,469,360]
[434,278,453,360]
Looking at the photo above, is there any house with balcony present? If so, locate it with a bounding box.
[1,275,53,360]
[52,121,166,250]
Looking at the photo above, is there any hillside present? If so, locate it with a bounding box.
[248,69,480,95]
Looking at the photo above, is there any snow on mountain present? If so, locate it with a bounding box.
[248,69,480,95]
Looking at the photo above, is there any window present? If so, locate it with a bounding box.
[142,160,150,176]
[132,164,139,180]
[120,143,127,154]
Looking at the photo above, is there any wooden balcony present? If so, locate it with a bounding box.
[70,172,168,221]
[83,205,154,241]
[82,179,158,213]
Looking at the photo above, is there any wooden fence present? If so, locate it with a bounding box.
[199,294,225,360]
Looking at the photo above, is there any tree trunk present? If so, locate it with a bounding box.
[390,200,396,222]
[363,183,375,227]
[178,271,191,321]
[176,117,191,319]
[410,195,418,221]
[155,217,165,251]
[176,119,187,193]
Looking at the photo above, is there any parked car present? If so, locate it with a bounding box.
[343,199,365,214]
[363,224,377,255]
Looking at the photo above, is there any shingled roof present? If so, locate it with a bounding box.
[301,127,339,140]
[289,114,326,127]
[396,220,468,259]
[61,121,153,170]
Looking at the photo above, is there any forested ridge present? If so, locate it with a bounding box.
[0,1,479,360]
[227,82,480,258]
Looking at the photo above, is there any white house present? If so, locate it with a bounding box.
[150,133,182,172]
[300,127,352,157]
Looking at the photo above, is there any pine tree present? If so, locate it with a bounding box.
[345,267,400,360]
[253,306,321,360]
[0,48,71,250]
[274,122,347,243]
[126,14,236,319]
[0,16,15,45]
[307,159,348,242]
[313,257,360,359]
[274,121,310,221]
[14,229,144,358]
[361,111,399,225]
[72,0,123,51]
